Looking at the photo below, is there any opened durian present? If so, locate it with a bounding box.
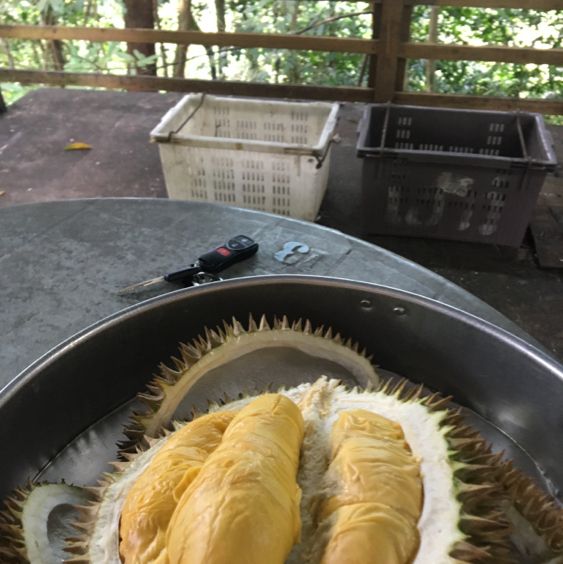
[1,316,562,563]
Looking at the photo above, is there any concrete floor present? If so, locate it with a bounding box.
[1,88,562,360]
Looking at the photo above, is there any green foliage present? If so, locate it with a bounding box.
[0,0,561,106]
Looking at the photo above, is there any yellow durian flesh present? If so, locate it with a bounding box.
[119,411,236,563]
[164,393,304,564]
[318,409,422,564]
[72,378,515,563]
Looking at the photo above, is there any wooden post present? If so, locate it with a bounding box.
[426,6,440,92]
[373,0,405,102]
[367,0,381,89]
[395,3,413,92]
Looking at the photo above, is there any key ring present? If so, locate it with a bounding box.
[190,272,222,286]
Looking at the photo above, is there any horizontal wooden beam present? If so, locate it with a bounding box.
[402,42,563,65]
[2,25,560,67]
[0,25,376,54]
[0,69,374,102]
[364,0,560,6]
[395,91,563,114]
[2,69,559,114]
[411,0,561,9]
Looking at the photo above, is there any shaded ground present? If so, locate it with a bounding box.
[1,88,562,360]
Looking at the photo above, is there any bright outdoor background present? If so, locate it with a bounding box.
[1,1,561,110]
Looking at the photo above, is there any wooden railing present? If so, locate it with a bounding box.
[0,0,562,114]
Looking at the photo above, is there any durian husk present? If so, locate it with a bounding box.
[500,460,563,559]
[120,315,379,454]
[67,377,514,563]
[0,482,89,564]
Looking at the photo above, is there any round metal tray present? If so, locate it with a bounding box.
[1,275,562,502]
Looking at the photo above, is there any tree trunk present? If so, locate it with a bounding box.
[123,0,157,76]
[42,7,65,71]
[174,0,216,80]
[215,0,226,78]
[174,0,190,78]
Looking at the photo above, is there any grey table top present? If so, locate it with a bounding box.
[0,198,533,389]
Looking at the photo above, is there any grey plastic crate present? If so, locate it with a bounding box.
[356,104,557,246]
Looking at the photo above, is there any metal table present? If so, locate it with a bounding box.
[0,198,535,389]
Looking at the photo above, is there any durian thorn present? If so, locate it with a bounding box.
[258,314,270,331]
[405,383,425,401]
[390,378,409,397]
[247,314,258,332]
[426,394,454,411]
[292,318,303,332]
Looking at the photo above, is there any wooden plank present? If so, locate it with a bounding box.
[349,0,560,5]
[2,69,560,112]
[411,0,562,9]
[530,198,563,269]
[402,43,563,65]
[0,24,376,54]
[348,0,560,6]
[373,0,405,102]
[0,69,374,102]
[395,91,563,114]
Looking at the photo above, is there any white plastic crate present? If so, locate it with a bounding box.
[150,94,339,220]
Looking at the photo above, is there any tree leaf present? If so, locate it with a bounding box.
[64,142,92,151]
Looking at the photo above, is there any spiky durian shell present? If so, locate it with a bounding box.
[68,377,513,563]
[0,482,89,564]
[120,315,379,453]
[500,461,563,561]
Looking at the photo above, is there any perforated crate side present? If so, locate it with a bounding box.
[159,144,329,221]
[181,97,332,147]
[361,157,550,246]
[357,104,557,246]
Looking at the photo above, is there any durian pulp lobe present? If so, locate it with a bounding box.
[328,388,465,564]
[119,411,236,563]
[222,379,464,564]
[318,410,422,564]
[144,328,377,437]
[17,484,86,564]
[164,393,304,564]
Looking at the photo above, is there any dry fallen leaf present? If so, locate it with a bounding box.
[64,142,92,151]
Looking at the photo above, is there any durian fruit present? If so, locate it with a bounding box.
[121,315,379,452]
[66,377,515,563]
[0,483,89,564]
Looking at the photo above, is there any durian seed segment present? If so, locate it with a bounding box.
[119,411,236,563]
[122,314,378,450]
[0,483,89,564]
[317,409,423,564]
[164,393,304,564]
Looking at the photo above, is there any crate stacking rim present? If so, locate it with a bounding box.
[357,103,557,246]
[151,94,340,221]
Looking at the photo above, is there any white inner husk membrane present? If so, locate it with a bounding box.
[21,484,88,564]
[91,378,463,563]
